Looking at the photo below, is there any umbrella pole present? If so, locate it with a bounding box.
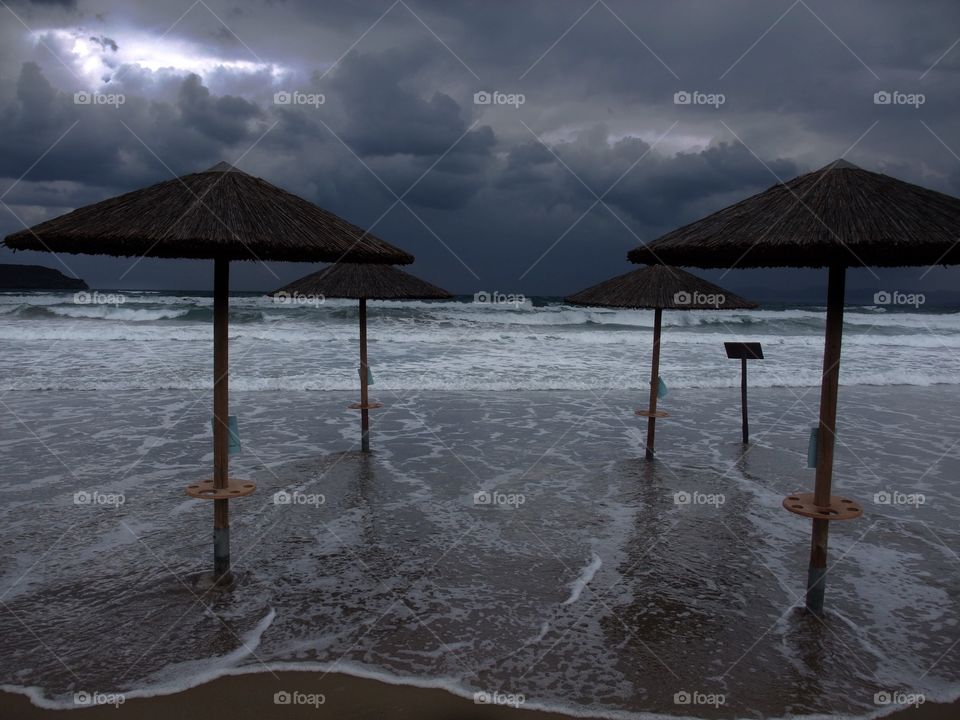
[805,264,846,615]
[213,258,231,583]
[359,298,370,453]
[644,307,662,461]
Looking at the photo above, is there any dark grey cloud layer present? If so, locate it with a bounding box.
[1,0,959,296]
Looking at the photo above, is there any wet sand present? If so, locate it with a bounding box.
[1,671,955,719]
[2,387,958,718]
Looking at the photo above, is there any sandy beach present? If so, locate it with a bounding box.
[2,672,957,720]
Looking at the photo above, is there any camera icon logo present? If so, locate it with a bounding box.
[274,91,292,105]
[873,91,891,105]
[473,491,492,505]
[673,291,691,305]
[673,691,691,704]
[274,690,291,705]
[873,290,891,304]
[874,691,892,705]
[673,91,691,105]
[474,91,492,105]
[873,491,891,505]
[673,491,691,505]
[273,490,292,505]
[74,91,92,105]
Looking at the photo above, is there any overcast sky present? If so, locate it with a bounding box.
[1,0,959,296]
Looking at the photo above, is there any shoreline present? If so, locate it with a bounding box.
[2,386,958,719]
[1,670,956,720]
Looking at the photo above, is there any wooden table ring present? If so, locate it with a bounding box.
[635,409,669,419]
[782,492,862,520]
[185,478,257,500]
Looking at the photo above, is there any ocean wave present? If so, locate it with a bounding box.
[4,367,959,392]
[4,304,266,323]
[37,305,193,321]
[2,301,957,332]
[1,293,958,390]
[1,321,958,349]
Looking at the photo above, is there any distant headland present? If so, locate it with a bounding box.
[0,264,88,290]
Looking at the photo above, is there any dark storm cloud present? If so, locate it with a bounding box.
[0,64,263,188]
[24,0,77,7]
[1,0,959,294]
[178,73,263,144]
[329,50,468,157]
[88,35,117,52]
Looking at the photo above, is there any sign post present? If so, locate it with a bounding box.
[724,342,764,444]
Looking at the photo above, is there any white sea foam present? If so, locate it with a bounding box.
[562,553,603,606]
[44,305,192,321]
[2,607,277,710]
[1,385,959,718]
[0,292,958,392]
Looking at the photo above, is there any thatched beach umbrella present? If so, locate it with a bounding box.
[270,263,451,452]
[566,265,757,460]
[3,162,413,584]
[628,159,960,615]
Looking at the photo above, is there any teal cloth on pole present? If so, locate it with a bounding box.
[657,376,668,399]
[806,426,835,468]
[211,415,241,455]
[359,366,374,385]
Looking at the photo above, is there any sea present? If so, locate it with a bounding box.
[0,290,958,719]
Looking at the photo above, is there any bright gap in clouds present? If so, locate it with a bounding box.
[537,125,712,157]
[32,28,287,87]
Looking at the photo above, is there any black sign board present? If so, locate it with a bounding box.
[725,342,765,444]
[724,342,764,360]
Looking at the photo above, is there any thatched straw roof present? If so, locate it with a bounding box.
[270,262,452,300]
[566,265,757,310]
[628,160,960,268]
[3,162,413,264]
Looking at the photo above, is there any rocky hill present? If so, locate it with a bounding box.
[0,264,88,290]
